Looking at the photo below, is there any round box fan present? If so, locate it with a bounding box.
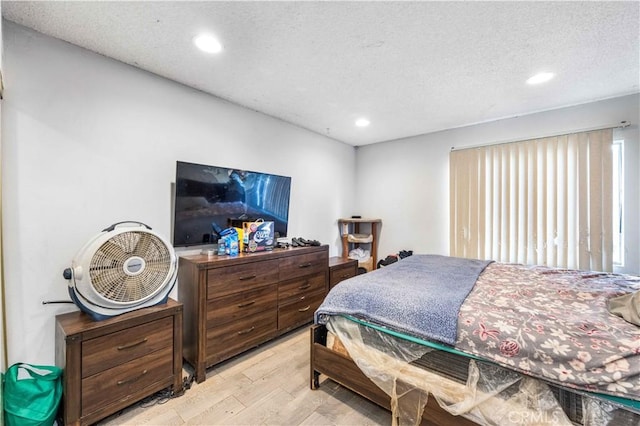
[63,221,177,321]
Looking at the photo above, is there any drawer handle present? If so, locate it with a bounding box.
[238,326,255,335]
[239,275,257,281]
[117,369,148,386]
[341,274,351,278]
[298,282,311,290]
[117,338,148,351]
[237,300,256,308]
[298,263,312,268]
[298,305,311,312]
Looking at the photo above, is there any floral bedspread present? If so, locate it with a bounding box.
[456,262,640,401]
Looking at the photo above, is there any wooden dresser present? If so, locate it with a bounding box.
[178,245,328,382]
[55,299,183,426]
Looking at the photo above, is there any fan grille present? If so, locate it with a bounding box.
[89,231,173,303]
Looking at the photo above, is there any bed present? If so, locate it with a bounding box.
[310,255,640,425]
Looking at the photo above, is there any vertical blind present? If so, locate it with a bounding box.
[450,128,613,271]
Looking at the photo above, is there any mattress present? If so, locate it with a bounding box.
[326,315,640,425]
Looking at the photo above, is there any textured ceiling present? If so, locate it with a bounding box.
[2,1,639,146]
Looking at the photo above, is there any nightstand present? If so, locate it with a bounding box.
[329,256,358,289]
[55,299,183,425]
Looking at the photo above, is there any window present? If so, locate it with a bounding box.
[450,128,614,271]
[612,140,624,266]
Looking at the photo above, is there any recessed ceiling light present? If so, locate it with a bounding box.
[355,118,370,127]
[193,34,223,54]
[526,72,554,85]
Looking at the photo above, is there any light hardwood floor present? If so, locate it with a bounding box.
[99,327,391,425]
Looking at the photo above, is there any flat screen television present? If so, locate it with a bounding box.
[173,161,291,247]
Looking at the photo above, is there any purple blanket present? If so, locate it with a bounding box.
[457,262,640,401]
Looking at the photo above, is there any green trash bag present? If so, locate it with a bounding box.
[3,363,62,426]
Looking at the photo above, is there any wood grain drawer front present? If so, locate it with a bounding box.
[81,316,173,378]
[207,259,279,299]
[278,251,328,281]
[279,273,326,302]
[329,264,357,287]
[206,310,277,361]
[81,346,173,415]
[207,283,277,327]
[278,289,325,331]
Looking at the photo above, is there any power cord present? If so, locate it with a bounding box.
[137,372,195,408]
[75,371,196,423]
[182,373,195,391]
[139,389,172,407]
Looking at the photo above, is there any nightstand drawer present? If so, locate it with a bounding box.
[279,251,328,281]
[207,259,279,299]
[207,283,277,327]
[279,273,326,302]
[81,346,173,416]
[329,262,357,288]
[278,289,325,331]
[82,316,173,378]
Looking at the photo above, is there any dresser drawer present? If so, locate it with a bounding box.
[278,289,325,332]
[81,346,173,416]
[279,273,326,302]
[329,262,357,288]
[82,316,173,378]
[207,259,279,299]
[278,250,328,281]
[206,309,277,363]
[207,283,277,327]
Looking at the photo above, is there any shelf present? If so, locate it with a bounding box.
[338,218,381,273]
[347,233,373,243]
[355,258,374,272]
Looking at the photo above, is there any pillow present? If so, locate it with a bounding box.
[608,290,640,326]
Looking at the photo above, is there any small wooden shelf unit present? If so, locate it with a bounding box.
[338,218,381,272]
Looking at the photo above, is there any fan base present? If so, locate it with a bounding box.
[68,287,170,321]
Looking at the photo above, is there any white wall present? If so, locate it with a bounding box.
[1,21,356,365]
[356,94,640,274]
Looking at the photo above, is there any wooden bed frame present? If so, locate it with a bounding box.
[310,323,640,426]
[310,324,477,426]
